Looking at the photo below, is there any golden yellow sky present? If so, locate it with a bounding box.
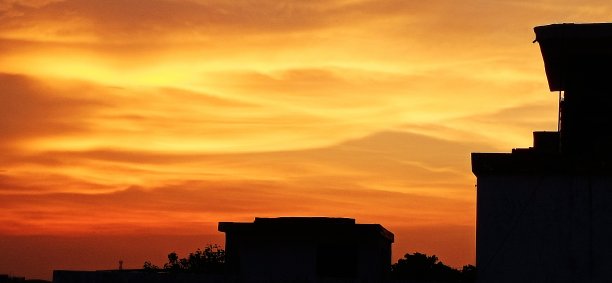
[1,0,611,279]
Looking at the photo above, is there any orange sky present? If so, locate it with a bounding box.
[1,0,611,280]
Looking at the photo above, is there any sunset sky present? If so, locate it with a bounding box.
[1,0,611,279]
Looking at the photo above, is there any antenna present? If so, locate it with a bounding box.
[558,90,563,132]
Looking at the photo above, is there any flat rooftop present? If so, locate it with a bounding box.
[219,217,394,242]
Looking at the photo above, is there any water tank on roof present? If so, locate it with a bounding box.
[535,23,612,91]
[535,23,612,157]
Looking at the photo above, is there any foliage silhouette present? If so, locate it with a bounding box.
[144,245,475,281]
[391,252,476,282]
[460,264,477,282]
[143,244,225,274]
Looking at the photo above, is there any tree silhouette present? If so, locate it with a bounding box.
[391,252,475,282]
[143,244,225,274]
[142,260,159,270]
[460,264,476,282]
[144,246,474,281]
[182,244,225,273]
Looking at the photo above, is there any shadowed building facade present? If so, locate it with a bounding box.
[218,217,394,283]
[473,23,612,283]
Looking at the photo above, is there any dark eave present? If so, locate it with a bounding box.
[472,151,612,176]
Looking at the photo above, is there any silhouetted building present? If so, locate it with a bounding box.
[473,23,612,283]
[0,275,24,283]
[53,217,394,283]
[53,270,224,283]
[1,275,49,283]
[218,217,394,283]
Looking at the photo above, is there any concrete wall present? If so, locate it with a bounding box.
[476,175,612,283]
